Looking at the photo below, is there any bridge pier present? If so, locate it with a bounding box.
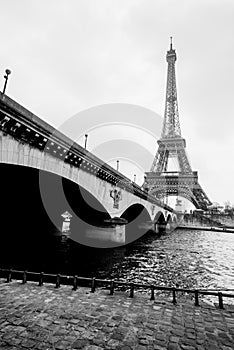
[103,218,128,244]
[166,221,171,231]
[154,222,167,235]
[165,220,177,233]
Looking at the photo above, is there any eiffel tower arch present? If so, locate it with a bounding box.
[144,38,212,211]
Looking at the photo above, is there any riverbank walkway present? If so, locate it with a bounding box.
[178,225,234,233]
[0,280,234,350]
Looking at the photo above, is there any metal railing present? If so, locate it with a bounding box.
[1,268,234,309]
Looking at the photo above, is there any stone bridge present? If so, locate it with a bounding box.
[0,92,178,246]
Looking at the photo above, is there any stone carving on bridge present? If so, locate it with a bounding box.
[110,188,122,209]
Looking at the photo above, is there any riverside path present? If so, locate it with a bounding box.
[0,280,234,350]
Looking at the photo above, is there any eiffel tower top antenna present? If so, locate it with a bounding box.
[161,37,181,139]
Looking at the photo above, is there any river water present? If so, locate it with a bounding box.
[80,229,234,290]
[58,228,234,304]
[1,228,234,304]
[108,228,234,292]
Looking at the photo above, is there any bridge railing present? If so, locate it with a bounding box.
[1,268,233,309]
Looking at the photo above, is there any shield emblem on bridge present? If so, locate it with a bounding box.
[110,189,122,209]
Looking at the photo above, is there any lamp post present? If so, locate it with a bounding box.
[84,134,88,149]
[134,174,136,183]
[3,69,11,94]
[116,160,119,171]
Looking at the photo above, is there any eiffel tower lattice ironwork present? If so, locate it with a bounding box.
[144,38,212,210]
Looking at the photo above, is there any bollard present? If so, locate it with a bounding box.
[22,271,27,284]
[91,277,96,293]
[73,275,78,291]
[218,292,224,309]
[194,290,199,306]
[150,286,155,301]
[110,280,114,295]
[55,274,61,288]
[38,272,44,286]
[6,269,12,283]
[172,289,177,304]
[129,284,134,298]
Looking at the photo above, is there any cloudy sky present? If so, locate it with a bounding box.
[1,0,234,206]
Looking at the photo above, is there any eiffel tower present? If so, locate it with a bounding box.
[144,38,212,210]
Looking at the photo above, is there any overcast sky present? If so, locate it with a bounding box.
[1,0,234,206]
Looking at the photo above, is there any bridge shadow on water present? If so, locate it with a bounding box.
[0,163,160,277]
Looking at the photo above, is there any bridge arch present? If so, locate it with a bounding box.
[0,133,116,219]
[120,203,152,244]
[152,211,167,235]
[153,211,166,224]
[165,214,173,233]
[166,214,172,223]
[0,163,112,243]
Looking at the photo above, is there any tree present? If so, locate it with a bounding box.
[224,201,234,217]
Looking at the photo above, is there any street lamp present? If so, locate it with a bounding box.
[84,134,88,149]
[116,160,119,171]
[134,174,136,183]
[3,69,11,94]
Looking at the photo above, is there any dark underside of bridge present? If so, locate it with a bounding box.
[0,164,154,275]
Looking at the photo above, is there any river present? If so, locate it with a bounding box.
[1,228,234,304]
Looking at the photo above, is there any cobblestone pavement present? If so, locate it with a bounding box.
[0,280,234,350]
